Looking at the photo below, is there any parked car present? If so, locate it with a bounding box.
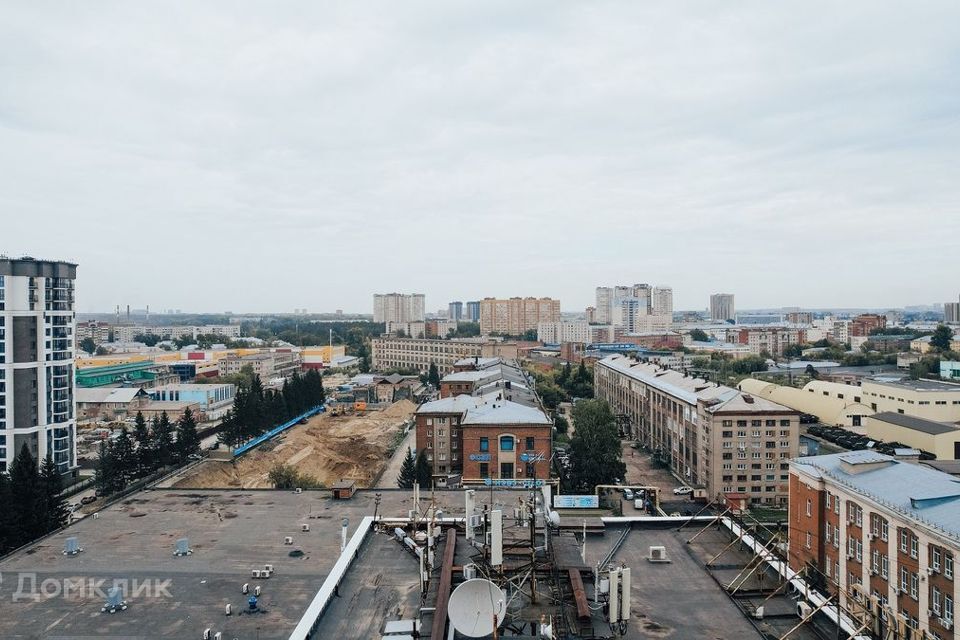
[623,489,634,500]
[80,495,97,505]
[672,486,693,496]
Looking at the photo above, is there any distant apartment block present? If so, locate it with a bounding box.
[0,257,78,475]
[371,337,518,375]
[597,283,673,333]
[479,297,560,336]
[536,321,614,344]
[75,320,112,346]
[448,301,463,321]
[595,354,800,504]
[372,293,425,324]
[465,301,481,322]
[789,452,958,638]
[218,351,300,382]
[710,293,736,322]
[945,298,960,324]
[849,314,887,338]
[734,326,807,357]
[113,324,241,343]
[785,311,814,325]
[386,321,426,339]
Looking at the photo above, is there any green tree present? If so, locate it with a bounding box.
[133,333,163,347]
[566,400,626,493]
[427,362,440,387]
[112,428,137,484]
[397,447,417,488]
[39,456,69,533]
[0,470,12,553]
[557,362,572,386]
[689,329,709,342]
[132,411,153,474]
[931,325,954,351]
[553,415,570,436]
[523,329,538,341]
[414,452,432,488]
[175,407,201,462]
[154,412,175,467]
[8,444,43,543]
[95,440,118,496]
[783,343,805,358]
[79,337,97,353]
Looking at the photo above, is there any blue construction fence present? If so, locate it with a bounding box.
[233,404,325,458]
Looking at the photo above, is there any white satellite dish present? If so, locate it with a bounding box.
[448,578,506,638]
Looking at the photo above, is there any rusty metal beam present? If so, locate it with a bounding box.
[568,569,591,620]
[430,528,458,640]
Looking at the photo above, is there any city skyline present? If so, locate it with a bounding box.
[4,3,959,313]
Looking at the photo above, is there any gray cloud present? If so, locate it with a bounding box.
[2,1,958,313]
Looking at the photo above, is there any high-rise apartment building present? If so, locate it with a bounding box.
[465,301,481,323]
[0,257,78,475]
[710,293,736,322]
[448,301,463,321]
[372,293,425,324]
[478,297,560,336]
[594,287,613,324]
[597,283,673,333]
[945,297,960,324]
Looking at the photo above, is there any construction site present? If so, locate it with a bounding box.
[170,399,417,489]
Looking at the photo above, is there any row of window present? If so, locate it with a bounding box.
[721,419,792,427]
[721,429,792,438]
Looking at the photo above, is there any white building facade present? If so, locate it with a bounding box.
[0,258,78,475]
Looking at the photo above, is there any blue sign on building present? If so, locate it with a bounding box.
[553,495,599,508]
[469,454,491,462]
[482,478,544,488]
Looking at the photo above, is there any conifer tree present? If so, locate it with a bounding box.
[397,447,417,488]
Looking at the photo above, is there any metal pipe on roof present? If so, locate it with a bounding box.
[430,528,458,640]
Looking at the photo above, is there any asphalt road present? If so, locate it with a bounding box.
[376,425,416,488]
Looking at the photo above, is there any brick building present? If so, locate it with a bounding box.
[595,354,800,504]
[790,451,957,638]
[414,395,552,483]
[849,314,887,338]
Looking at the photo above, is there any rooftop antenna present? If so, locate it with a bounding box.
[447,578,506,638]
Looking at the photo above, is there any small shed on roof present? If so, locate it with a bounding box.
[331,479,356,500]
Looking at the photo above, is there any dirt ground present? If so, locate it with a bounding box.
[173,399,417,489]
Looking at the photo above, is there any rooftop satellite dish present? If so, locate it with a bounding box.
[448,578,506,638]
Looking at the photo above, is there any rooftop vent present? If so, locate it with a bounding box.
[742,394,754,404]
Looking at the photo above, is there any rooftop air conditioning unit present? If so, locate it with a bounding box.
[284,536,293,545]
[797,602,813,619]
[264,564,274,573]
[463,564,477,580]
[214,633,222,640]
[251,570,261,578]
[225,603,231,616]
[301,524,310,532]
[254,585,261,596]
[469,514,483,529]
[204,629,211,639]
[294,488,303,494]
[241,583,249,594]
[648,546,669,563]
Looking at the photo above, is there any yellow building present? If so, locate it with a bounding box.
[737,378,873,428]
[865,412,960,460]
[860,378,960,423]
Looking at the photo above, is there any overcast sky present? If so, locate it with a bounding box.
[2,2,958,314]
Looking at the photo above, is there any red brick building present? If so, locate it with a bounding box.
[789,451,958,638]
[414,395,552,483]
[849,313,887,338]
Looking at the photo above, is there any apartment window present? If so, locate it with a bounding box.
[910,535,918,559]
[945,594,954,623]
[780,420,790,427]
[933,587,942,616]
[901,567,909,592]
[933,547,942,572]
[737,420,747,427]
[910,572,919,600]
[805,532,811,549]
[479,437,489,452]
[765,419,776,426]
[722,420,733,427]
[500,436,514,451]
[525,437,535,451]
[945,554,953,579]
[806,498,812,517]
[900,530,908,553]
[826,493,832,509]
